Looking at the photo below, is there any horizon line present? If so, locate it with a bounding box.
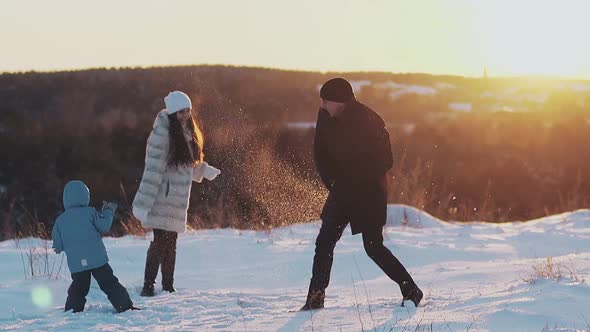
[2,63,589,82]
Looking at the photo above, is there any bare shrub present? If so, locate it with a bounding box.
[522,257,584,284]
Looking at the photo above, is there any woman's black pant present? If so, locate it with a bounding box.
[143,229,178,289]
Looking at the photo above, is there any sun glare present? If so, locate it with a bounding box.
[471,0,590,78]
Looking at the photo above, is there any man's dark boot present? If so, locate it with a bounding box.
[140,282,155,297]
[299,289,325,311]
[400,281,423,307]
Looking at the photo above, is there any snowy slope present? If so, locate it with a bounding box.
[1,205,589,331]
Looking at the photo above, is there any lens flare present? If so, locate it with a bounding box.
[31,287,52,309]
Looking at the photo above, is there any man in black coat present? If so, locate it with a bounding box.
[301,78,423,310]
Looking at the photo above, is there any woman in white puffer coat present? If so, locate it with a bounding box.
[133,91,220,297]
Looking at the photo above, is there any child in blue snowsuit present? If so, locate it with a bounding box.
[52,180,137,313]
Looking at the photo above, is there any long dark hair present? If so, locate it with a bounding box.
[167,112,204,167]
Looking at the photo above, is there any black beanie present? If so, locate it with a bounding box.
[320,78,355,103]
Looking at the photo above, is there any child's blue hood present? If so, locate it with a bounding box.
[63,180,90,209]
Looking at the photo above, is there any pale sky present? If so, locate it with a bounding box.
[2,0,590,78]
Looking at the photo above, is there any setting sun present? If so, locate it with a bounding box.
[470,0,590,78]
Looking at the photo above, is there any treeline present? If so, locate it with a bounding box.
[1,65,589,240]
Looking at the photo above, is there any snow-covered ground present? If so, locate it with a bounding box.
[1,205,589,331]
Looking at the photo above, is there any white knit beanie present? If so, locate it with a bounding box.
[164,91,192,114]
